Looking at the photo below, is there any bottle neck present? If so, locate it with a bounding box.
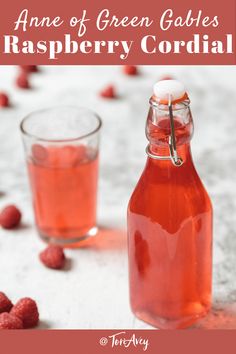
[145,98,194,167]
[148,141,193,166]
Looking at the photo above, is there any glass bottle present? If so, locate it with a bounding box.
[127,80,213,329]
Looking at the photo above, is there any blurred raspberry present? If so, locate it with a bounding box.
[99,85,116,99]
[11,298,39,328]
[32,144,48,163]
[0,93,9,107]
[123,65,138,76]
[39,245,65,270]
[0,292,13,313]
[0,312,23,329]
[16,72,30,89]
[0,205,22,229]
[160,75,174,81]
[19,65,38,73]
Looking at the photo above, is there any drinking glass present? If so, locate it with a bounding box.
[20,106,102,246]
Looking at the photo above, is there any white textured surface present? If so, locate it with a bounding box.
[0,65,236,329]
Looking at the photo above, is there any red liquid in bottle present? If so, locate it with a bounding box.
[28,145,98,241]
[128,108,212,329]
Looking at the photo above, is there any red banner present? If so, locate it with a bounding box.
[0,330,236,354]
[0,0,235,64]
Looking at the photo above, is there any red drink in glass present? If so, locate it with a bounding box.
[28,145,98,240]
[20,106,102,246]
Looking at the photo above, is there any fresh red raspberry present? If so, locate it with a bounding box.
[11,298,39,329]
[0,312,23,329]
[0,292,13,313]
[39,245,66,270]
[19,65,38,73]
[99,85,116,99]
[123,65,138,76]
[16,72,30,89]
[0,92,9,107]
[0,205,22,229]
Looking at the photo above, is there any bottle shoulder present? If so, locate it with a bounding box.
[128,159,212,215]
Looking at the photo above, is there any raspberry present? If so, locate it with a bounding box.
[0,292,13,313]
[16,72,30,89]
[160,75,174,81]
[99,85,116,99]
[39,245,65,270]
[19,65,38,73]
[11,298,39,328]
[0,312,23,329]
[0,92,9,107]
[123,65,138,76]
[32,144,48,163]
[0,205,22,229]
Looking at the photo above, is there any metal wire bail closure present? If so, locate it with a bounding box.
[146,94,183,167]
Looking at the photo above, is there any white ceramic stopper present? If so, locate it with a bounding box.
[153,80,186,102]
